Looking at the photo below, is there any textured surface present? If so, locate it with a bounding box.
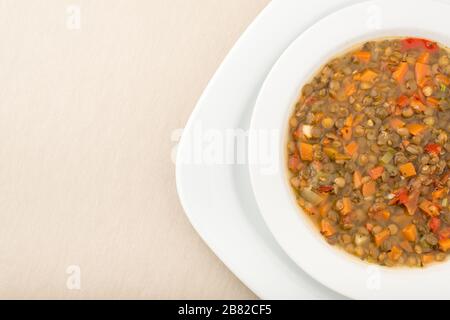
[0,0,269,299]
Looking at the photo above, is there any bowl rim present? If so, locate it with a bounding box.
[248,0,450,299]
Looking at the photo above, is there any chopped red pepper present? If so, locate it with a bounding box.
[429,217,441,233]
[401,38,439,53]
[389,188,409,205]
[316,185,334,193]
[424,143,442,156]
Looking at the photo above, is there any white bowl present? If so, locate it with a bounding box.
[248,0,450,299]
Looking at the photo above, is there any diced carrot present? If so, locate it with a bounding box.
[415,62,431,87]
[344,83,356,97]
[427,97,440,107]
[362,180,376,197]
[341,126,352,141]
[360,69,378,82]
[439,238,450,252]
[402,224,417,242]
[406,123,426,135]
[417,51,430,64]
[399,240,413,253]
[319,201,332,218]
[399,162,417,177]
[344,141,358,156]
[388,246,403,261]
[436,73,450,86]
[392,62,409,83]
[410,97,427,112]
[422,254,434,264]
[341,197,352,216]
[344,114,353,127]
[366,223,374,232]
[419,199,440,217]
[353,170,362,189]
[320,219,335,237]
[299,143,313,161]
[353,50,371,63]
[402,140,410,148]
[369,166,384,180]
[397,95,410,108]
[432,188,447,201]
[371,210,391,221]
[374,229,390,247]
[390,118,405,129]
[288,154,300,172]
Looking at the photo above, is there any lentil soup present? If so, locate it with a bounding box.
[287,37,450,267]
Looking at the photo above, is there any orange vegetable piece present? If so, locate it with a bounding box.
[299,143,313,161]
[344,114,353,127]
[374,229,390,247]
[432,188,447,201]
[319,201,332,218]
[377,210,390,220]
[360,69,378,82]
[392,62,409,83]
[388,246,403,261]
[410,97,427,112]
[439,238,450,252]
[390,118,405,129]
[402,224,417,242]
[415,62,431,87]
[417,51,430,64]
[341,197,352,215]
[419,200,440,217]
[369,166,384,180]
[353,170,362,189]
[406,123,426,135]
[422,254,434,264]
[341,126,352,141]
[320,219,335,237]
[399,162,416,177]
[397,95,409,108]
[427,97,440,107]
[353,50,371,63]
[344,141,358,156]
[344,83,356,97]
[362,180,376,197]
[436,73,450,86]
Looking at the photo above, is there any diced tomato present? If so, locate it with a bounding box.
[401,38,439,53]
[424,143,442,156]
[429,217,441,233]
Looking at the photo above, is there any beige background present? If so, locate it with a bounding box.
[0,0,270,299]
